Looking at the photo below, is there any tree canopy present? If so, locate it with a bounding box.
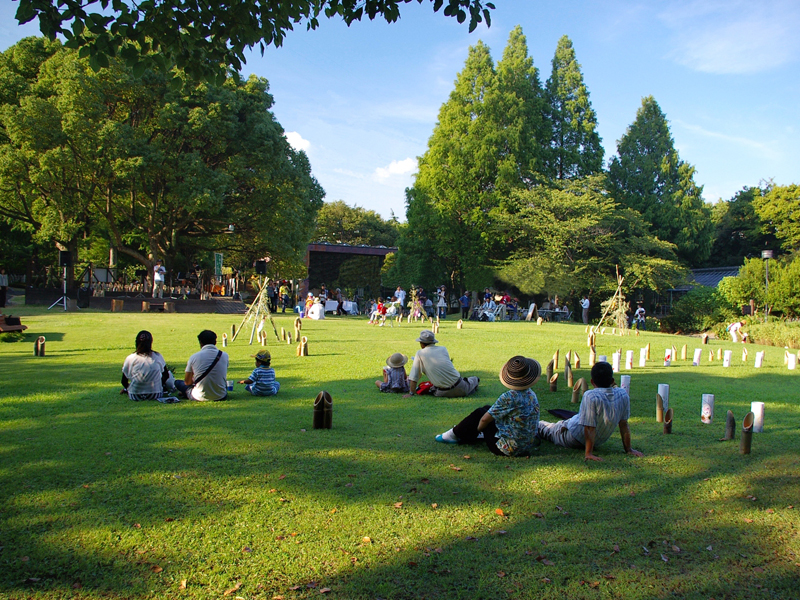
[0,37,324,275]
[313,200,399,247]
[16,0,495,83]
[753,183,800,254]
[607,95,713,265]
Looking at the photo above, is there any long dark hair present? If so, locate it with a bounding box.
[135,330,153,356]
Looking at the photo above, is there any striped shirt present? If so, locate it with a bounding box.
[248,366,279,396]
[565,386,631,447]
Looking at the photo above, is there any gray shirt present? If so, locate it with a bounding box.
[408,345,461,389]
[565,386,631,447]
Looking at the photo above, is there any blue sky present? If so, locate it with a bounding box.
[3,1,799,220]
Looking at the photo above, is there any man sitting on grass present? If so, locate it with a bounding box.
[403,330,479,398]
[175,330,229,402]
[537,361,643,461]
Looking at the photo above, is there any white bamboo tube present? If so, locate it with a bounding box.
[751,401,764,433]
[601,327,607,335]
[788,354,797,370]
[598,354,607,364]
[658,383,670,415]
[663,348,671,366]
[723,350,732,368]
[755,351,764,368]
[612,352,620,373]
[701,394,714,424]
[639,348,647,367]
[784,348,790,365]
[620,375,631,396]
[612,327,616,335]
[625,350,634,370]
[692,348,702,366]
[222,333,228,347]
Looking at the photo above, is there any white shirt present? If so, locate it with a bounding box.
[153,265,166,283]
[185,344,229,401]
[123,351,166,400]
[634,307,646,319]
[580,298,590,309]
[395,289,406,305]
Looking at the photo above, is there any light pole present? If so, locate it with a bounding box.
[762,250,773,323]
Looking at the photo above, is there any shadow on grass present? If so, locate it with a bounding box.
[1,352,798,598]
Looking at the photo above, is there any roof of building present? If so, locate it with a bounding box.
[307,242,398,256]
[671,266,741,291]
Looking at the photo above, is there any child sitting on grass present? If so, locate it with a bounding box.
[238,350,280,396]
[375,352,410,393]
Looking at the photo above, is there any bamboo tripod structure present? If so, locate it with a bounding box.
[231,277,280,345]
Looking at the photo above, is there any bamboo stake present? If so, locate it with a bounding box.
[663,408,673,434]
[549,373,559,392]
[571,378,585,404]
[740,411,754,454]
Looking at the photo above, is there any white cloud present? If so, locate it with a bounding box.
[674,119,779,159]
[373,158,418,181]
[285,131,310,152]
[661,0,800,74]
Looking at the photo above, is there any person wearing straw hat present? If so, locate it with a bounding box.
[537,361,643,461]
[404,330,480,398]
[435,356,541,456]
[375,352,410,393]
[239,350,280,396]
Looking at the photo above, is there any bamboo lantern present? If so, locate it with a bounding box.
[537,316,544,325]
[639,348,647,367]
[708,349,714,362]
[754,351,764,368]
[565,359,573,387]
[723,350,732,367]
[296,335,309,357]
[722,410,735,440]
[645,343,651,360]
[751,401,764,433]
[717,348,722,361]
[612,352,620,373]
[313,391,333,429]
[222,333,228,347]
[553,349,560,371]
[701,333,709,344]
[601,327,607,335]
[280,327,286,341]
[573,351,581,369]
[625,350,634,370]
[742,347,748,362]
[231,324,236,338]
[549,372,559,392]
[589,346,596,367]
[663,348,672,367]
[34,336,46,357]
[457,319,463,329]
[701,394,714,423]
[681,344,687,360]
[740,411,754,454]
[286,332,293,345]
[546,359,554,382]
[663,408,674,434]
[620,375,631,397]
[656,383,669,422]
[571,378,585,404]
[692,348,702,366]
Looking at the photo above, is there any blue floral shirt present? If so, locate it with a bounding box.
[487,388,540,456]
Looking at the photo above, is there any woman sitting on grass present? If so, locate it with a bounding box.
[121,330,173,401]
[375,352,410,393]
[239,350,280,396]
[435,356,541,456]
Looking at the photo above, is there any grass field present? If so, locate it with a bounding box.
[1,307,798,599]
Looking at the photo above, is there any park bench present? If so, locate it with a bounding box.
[0,314,27,333]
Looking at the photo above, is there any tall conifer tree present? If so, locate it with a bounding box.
[607,95,713,265]
[545,35,603,180]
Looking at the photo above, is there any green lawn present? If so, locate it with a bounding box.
[1,307,798,599]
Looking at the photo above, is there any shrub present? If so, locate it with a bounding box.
[0,331,24,343]
[747,319,800,349]
[661,286,737,334]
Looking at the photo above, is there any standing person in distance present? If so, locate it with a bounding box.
[633,302,646,330]
[152,259,166,299]
[437,285,447,319]
[0,266,8,308]
[459,291,471,320]
[580,295,590,324]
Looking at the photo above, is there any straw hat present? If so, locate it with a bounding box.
[416,330,438,344]
[386,353,408,368]
[499,356,541,390]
